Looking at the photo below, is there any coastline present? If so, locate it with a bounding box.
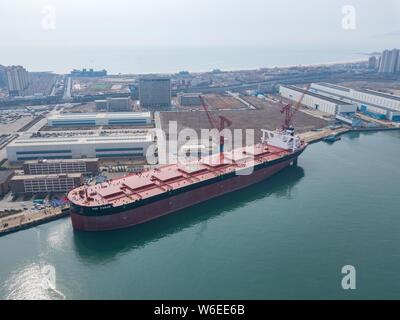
[184,58,368,76]
[0,44,367,75]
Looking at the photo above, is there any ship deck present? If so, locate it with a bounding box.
[68,144,294,208]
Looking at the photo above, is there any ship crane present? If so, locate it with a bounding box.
[262,84,310,153]
[199,95,232,153]
[280,84,311,131]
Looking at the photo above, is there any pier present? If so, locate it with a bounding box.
[0,206,69,237]
[299,127,350,144]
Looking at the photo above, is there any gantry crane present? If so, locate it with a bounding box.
[199,95,232,153]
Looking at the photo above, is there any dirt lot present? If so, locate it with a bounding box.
[203,94,246,110]
[338,80,400,96]
[71,77,131,96]
[159,99,327,144]
[0,116,33,133]
[241,96,281,110]
[177,94,247,110]
[67,102,97,113]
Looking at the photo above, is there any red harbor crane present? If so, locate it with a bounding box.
[199,95,232,153]
[280,84,311,130]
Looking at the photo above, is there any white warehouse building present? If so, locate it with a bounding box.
[310,83,400,121]
[7,134,154,162]
[279,85,357,115]
[47,112,152,127]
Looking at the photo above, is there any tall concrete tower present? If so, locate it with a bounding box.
[378,49,400,73]
[5,65,30,96]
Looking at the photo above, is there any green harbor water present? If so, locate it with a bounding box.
[1,130,400,300]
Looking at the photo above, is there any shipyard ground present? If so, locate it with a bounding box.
[158,104,328,144]
[177,93,247,110]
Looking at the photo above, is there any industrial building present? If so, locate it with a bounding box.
[11,173,83,194]
[70,68,107,77]
[279,85,357,115]
[5,65,30,96]
[178,93,202,106]
[310,83,400,121]
[95,100,108,110]
[6,134,153,162]
[47,112,152,127]
[23,159,99,175]
[139,77,171,108]
[335,113,362,128]
[95,98,131,111]
[0,170,14,196]
[106,97,131,112]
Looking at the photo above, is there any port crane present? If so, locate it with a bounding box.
[199,95,232,153]
[280,84,311,131]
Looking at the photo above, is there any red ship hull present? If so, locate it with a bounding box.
[70,157,294,231]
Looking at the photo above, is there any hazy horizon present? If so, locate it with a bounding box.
[1,0,400,73]
[0,44,371,74]
[1,0,400,46]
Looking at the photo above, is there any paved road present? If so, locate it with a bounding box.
[154,111,168,164]
[63,77,72,101]
[26,118,47,133]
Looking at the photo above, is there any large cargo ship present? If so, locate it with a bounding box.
[68,128,307,231]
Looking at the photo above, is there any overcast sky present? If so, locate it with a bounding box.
[0,0,399,48]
